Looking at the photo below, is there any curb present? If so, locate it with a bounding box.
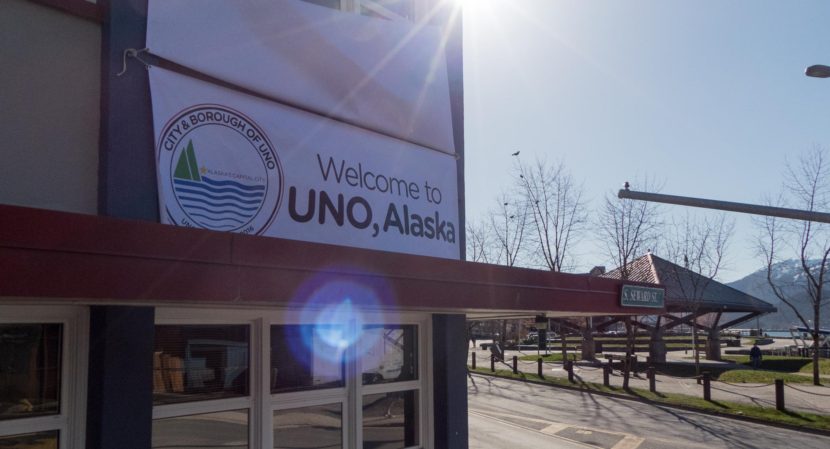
[469,370,830,437]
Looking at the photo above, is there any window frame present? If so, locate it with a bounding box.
[154,306,433,449]
[0,305,89,449]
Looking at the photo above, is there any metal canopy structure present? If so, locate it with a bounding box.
[595,253,776,336]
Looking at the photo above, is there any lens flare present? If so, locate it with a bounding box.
[288,269,397,365]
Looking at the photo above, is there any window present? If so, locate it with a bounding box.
[271,325,344,393]
[153,325,250,405]
[0,324,62,421]
[273,403,342,449]
[154,308,430,449]
[358,325,420,448]
[361,325,417,385]
[362,391,418,449]
[152,409,248,449]
[0,306,88,449]
[152,320,253,449]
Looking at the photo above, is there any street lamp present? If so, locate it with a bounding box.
[806,64,830,78]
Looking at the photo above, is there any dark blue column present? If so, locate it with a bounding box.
[86,306,155,449]
[432,314,469,449]
[99,0,159,221]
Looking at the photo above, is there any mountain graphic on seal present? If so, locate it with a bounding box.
[172,140,266,231]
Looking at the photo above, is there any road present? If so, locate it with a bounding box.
[468,373,830,449]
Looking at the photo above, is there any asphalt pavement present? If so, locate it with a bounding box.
[468,374,830,449]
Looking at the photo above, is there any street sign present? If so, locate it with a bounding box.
[620,285,665,308]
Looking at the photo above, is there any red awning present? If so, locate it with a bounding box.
[0,205,662,316]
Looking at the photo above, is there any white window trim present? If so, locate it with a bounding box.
[0,305,88,449]
[153,306,434,449]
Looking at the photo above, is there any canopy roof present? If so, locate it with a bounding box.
[601,253,775,314]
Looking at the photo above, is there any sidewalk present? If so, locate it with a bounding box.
[470,346,830,416]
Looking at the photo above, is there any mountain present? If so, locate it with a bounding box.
[727,259,830,329]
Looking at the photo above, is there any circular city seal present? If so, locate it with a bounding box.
[157,104,283,235]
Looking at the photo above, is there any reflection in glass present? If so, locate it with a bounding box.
[152,409,248,449]
[271,325,344,393]
[361,326,417,385]
[362,391,418,449]
[273,403,342,449]
[153,325,249,405]
[0,324,61,421]
[0,430,58,449]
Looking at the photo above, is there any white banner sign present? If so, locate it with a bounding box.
[150,69,460,259]
[147,0,455,155]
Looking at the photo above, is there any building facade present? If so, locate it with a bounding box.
[0,1,660,448]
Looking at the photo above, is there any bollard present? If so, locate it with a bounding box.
[775,379,785,411]
[702,372,711,401]
[538,358,544,378]
[512,355,518,374]
[471,352,476,370]
[491,355,495,372]
[648,367,656,393]
[566,360,574,383]
[603,364,611,387]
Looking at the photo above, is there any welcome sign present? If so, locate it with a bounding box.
[147,0,459,259]
[150,69,459,259]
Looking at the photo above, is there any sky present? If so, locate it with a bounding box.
[461,0,830,282]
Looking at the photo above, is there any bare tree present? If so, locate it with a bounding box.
[664,212,733,373]
[478,194,529,350]
[490,192,528,267]
[515,158,588,272]
[466,218,498,263]
[597,177,663,389]
[758,146,830,385]
[598,178,664,279]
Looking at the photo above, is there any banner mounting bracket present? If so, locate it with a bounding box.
[117,47,151,77]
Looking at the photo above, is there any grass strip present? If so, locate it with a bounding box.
[519,353,581,362]
[469,366,830,433]
[718,369,830,384]
[722,355,830,376]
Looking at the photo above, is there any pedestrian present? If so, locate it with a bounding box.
[490,336,503,362]
[749,343,762,369]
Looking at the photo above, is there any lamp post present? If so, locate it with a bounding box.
[806,64,830,78]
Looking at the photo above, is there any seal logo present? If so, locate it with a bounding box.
[157,105,283,235]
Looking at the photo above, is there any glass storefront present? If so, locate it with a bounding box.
[153,309,428,449]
